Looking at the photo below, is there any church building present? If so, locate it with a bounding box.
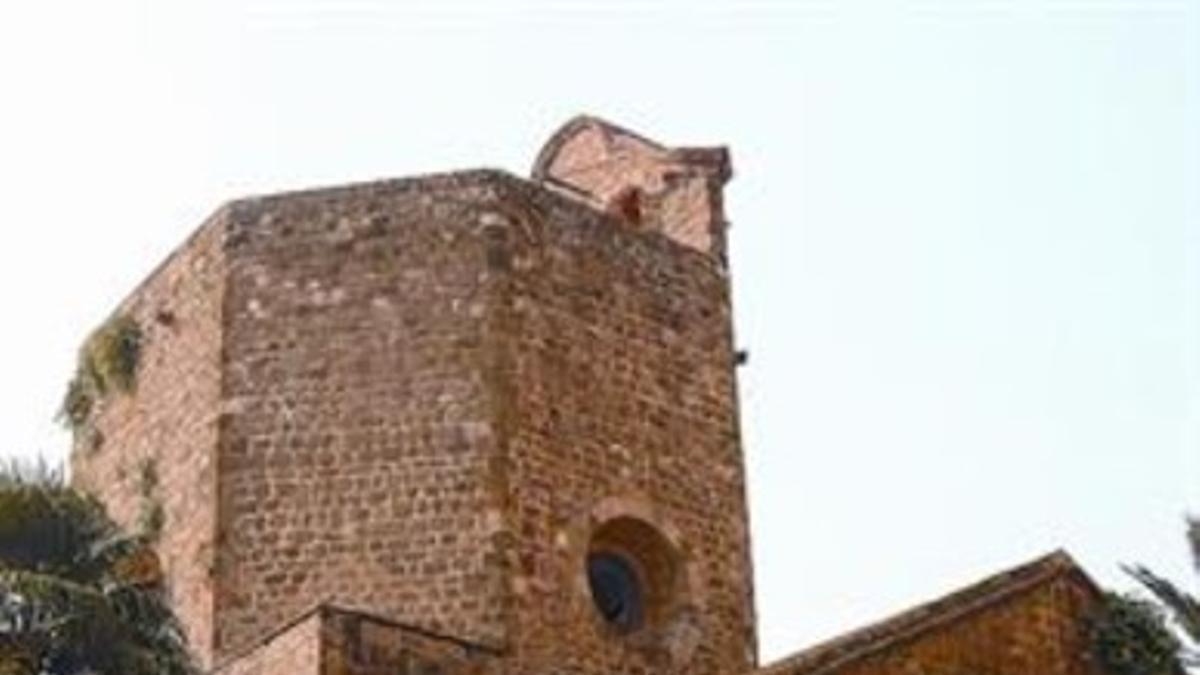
[70,116,1111,675]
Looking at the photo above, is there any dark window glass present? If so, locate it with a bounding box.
[587,552,644,632]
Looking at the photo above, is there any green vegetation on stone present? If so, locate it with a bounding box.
[57,315,143,436]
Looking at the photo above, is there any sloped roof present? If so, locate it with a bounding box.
[210,602,503,674]
[760,550,1100,675]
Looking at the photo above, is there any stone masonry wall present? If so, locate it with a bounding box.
[68,163,756,674]
[70,211,227,667]
[212,173,513,658]
[483,177,757,675]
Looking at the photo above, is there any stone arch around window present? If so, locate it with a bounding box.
[574,495,704,664]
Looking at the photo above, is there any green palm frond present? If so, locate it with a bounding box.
[0,460,63,488]
[1126,565,1200,645]
[1187,518,1199,576]
[0,566,191,673]
[0,487,108,579]
[0,460,196,675]
[1089,592,1184,675]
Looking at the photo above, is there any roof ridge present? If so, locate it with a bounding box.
[226,167,516,209]
[208,602,504,674]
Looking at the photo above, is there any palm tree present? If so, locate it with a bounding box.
[0,461,194,675]
[1127,517,1200,669]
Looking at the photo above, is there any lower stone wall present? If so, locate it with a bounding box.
[213,611,322,675]
[322,608,498,675]
[211,606,499,675]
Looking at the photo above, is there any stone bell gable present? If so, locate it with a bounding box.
[533,115,733,262]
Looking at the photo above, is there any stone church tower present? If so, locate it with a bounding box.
[71,116,757,675]
[69,116,1119,675]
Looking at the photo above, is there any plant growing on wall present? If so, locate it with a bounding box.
[134,458,164,541]
[57,315,143,436]
[1089,592,1184,675]
[136,457,158,496]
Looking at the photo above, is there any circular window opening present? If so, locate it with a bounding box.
[586,516,684,636]
[587,552,645,633]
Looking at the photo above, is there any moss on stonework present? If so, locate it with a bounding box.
[58,314,144,436]
[137,498,165,541]
[133,457,164,541]
[59,376,95,432]
[137,457,158,497]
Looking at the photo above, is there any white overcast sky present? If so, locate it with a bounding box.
[0,0,1196,663]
